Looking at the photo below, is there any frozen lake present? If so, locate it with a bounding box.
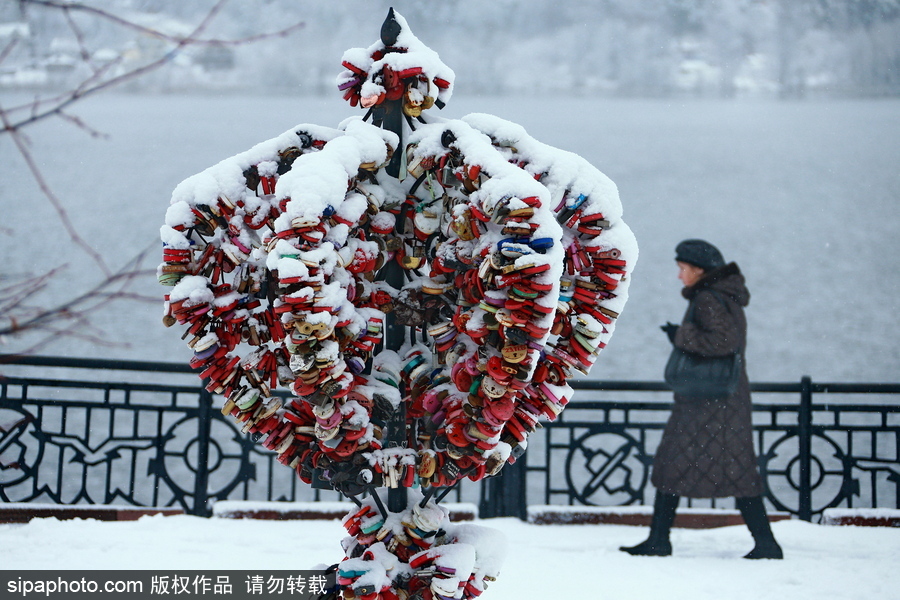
[1,92,898,385]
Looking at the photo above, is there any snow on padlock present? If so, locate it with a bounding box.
[160,12,637,600]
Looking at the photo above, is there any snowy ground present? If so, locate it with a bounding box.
[1,514,898,600]
[1,93,899,387]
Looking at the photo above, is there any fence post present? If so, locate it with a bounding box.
[479,451,528,520]
[798,376,813,521]
[192,380,214,517]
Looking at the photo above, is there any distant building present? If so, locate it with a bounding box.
[193,44,235,72]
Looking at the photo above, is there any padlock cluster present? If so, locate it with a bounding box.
[161,10,636,600]
[160,128,332,401]
[337,491,502,600]
[460,113,636,394]
[384,125,558,487]
[383,117,637,492]
[337,9,454,117]
[159,114,635,496]
[159,122,423,495]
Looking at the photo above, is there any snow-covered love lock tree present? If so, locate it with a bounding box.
[159,9,637,600]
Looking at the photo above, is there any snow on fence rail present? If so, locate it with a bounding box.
[1,355,898,522]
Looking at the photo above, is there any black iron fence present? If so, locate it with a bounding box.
[528,379,900,521]
[1,355,898,522]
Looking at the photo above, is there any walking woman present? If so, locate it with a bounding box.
[620,239,783,559]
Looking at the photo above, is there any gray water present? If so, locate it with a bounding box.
[1,93,898,386]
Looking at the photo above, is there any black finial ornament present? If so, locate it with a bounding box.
[381,7,402,47]
[377,8,405,178]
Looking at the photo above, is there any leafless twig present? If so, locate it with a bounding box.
[2,0,305,132]
[0,37,18,66]
[0,243,158,343]
[0,104,112,277]
[0,0,305,350]
[3,0,225,132]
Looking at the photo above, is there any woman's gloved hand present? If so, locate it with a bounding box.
[660,322,679,343]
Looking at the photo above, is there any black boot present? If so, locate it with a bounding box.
[619,492,679,556]
[736,496,783,559]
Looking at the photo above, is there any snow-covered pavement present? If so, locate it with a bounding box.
[1,514,896,600]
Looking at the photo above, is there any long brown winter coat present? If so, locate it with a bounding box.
[651,262,765,498]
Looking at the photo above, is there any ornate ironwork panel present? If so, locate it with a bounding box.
[2,358,898,521]
[530,381,900,520]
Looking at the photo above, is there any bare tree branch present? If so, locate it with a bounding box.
[24,0,306,47]
[57,110,108,139]
[0,104,112,276]
[61,2,93,66]
[2,1,305,132]
[0,268,64,317]
[0,37,18,66]
[0,1,305,351]
[0,243,157,340]
[3,0,226,132]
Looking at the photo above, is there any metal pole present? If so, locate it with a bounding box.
[382,255,409,514]
[378,99,409,515]
[193,380,214,517]
[798,375,813,521]
[376,10,410,513]
[382,100,405,180]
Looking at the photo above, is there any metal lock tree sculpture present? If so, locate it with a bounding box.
[159,9,637,600]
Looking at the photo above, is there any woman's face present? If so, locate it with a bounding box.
[677,261,705,288]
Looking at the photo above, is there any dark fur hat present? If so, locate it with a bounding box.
[675,239,725,271]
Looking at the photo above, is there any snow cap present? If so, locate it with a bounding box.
[675,239,724,271]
